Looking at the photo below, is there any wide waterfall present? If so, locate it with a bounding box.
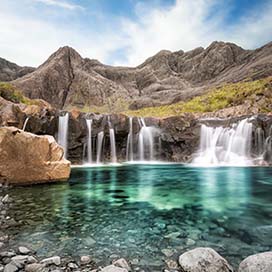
[126,117,134,161]
[58,113,69,158]
[193,118,253,166]
[138,117,155,161]
[96,131,104,164]
[86,119,93,164]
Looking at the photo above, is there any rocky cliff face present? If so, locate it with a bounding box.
[9,41,272,110]
[0,57,34,82]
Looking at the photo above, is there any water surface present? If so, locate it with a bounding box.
[6,165,272,270]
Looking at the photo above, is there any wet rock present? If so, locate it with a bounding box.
[18,246,31,255]
[186,238,196,246]
[113,258,131,271]
[84,237,96,246]
[238,251,272,272]
[25,263,46,272]
[179,247,233,272]
[40,256,61,266]
[161,249,174,257]
[165,259,179,270]
[101,265,128,272]
[1,195,10,204]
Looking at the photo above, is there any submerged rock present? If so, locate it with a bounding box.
[238,252,272,272]
[0,127,70,185]
[178,247,233,272]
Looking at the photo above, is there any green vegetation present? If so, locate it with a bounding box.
[0,82,42,106]
[124,77,272,117]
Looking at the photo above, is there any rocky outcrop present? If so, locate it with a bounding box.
[0,127,70,185]
[238,252,272,272]
[0,57,34,82]
[178,247,233,272]
[10,41,272,110]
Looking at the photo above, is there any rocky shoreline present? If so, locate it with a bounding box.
[1,186,272,272]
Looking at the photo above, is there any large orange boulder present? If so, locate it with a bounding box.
[0,127,70,185]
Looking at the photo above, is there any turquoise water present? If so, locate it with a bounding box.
[6,165,272,270]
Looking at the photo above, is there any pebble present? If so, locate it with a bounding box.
[80,255,91,265]
[68,262,78,269]
[3,263,18,272]
[25,263,45,272]
[113,258,130,271]
[18,246,31,255]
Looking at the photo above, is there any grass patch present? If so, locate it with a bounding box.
[124,77,272,117]
[0,82,44,106]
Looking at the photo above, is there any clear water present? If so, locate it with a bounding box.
[6,165,272,270]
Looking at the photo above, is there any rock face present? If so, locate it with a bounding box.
[10,41,272,110]
[238,252,272,272]
[0,57,34,82]
[178,247,233,272]
[0,127,70,185]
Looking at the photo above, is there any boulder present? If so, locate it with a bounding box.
[178,247,233,272]
[0,127,70,185]
[238,252,272,272]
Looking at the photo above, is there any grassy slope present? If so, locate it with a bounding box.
[124,77,272,118]
[0,82,43,106]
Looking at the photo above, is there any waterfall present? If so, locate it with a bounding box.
[108,116,117,163]
[192,118,253,166]
[96,131,104,164]
[126,117,134,161]
[138,117,155,161]
[86,119,93,164]
[58,113,69,158]
[109,128,117,163]
[22,117,29,131]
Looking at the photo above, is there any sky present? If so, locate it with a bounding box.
[0,0,271,67]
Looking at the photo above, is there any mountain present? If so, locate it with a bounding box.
[0,57,35,82]
[9,41,272,110]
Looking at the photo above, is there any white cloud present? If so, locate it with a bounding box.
[0,0,271,67]
[116,0,272,66]
[33,0,83,10]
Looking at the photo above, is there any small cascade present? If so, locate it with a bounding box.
[192,118,253,166]
[255,127,265,156]
[58,112,69,158]
[138,117,155,161]
[96,131,104,164]
[109,128,117,163]
[86,119,93,164]
[108,115,117,163]
[22,117,29,131]
[126,117,134,161]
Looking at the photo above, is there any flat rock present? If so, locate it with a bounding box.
[238,251,272,272]
[178,247,233,272]
[40,256,61,266]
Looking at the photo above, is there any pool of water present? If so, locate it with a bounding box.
[6,164,272,270]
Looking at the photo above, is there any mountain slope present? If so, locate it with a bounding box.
[11,41,272,110]
[0,57,35,81]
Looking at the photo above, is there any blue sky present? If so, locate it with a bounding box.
[0,0,271,67]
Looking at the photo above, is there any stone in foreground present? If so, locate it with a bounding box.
[178,247,233,272]
[101,264,128,272]
[238,252,272,272]
[0,127,70,185]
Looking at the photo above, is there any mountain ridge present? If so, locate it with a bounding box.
[1,41,271,110]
